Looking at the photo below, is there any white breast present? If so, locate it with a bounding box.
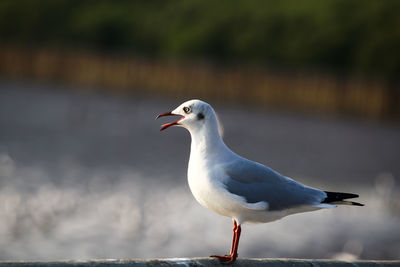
[187,152,231,216]
[187,153,216,210]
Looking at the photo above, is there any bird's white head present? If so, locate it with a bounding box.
[156,99,220,136]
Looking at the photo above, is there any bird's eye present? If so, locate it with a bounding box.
[183,107,191,114]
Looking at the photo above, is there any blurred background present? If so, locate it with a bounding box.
[0,0,399,261]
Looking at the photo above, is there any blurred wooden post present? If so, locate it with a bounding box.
[0,46,396,121]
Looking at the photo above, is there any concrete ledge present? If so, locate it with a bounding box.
[0,258,399,267]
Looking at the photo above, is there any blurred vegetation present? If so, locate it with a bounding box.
[0,0,399,79]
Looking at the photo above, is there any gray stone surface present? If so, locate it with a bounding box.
[0,258,399,267]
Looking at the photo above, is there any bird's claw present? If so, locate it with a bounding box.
[210,254,237,264]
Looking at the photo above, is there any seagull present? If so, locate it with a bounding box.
[156,99,363,264]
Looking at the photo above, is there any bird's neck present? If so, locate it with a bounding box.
[189,126,230,160]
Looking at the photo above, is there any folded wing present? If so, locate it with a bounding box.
[222,157,327,211]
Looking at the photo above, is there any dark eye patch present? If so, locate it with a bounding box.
[197,113,204,120]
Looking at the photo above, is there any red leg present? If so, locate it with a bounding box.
[229,220,238,254]
[211,220,241,264]
[230,224,241,262]
[211,221,237,259]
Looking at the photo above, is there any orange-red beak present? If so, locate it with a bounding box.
[156,112,184,131]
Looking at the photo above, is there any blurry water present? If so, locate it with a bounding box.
[0,81,399,260]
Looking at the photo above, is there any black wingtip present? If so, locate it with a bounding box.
[322,191,364,206]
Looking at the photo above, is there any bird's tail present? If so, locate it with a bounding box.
[322,191,364,206]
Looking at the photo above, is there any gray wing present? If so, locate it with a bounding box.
[222,157,326,211]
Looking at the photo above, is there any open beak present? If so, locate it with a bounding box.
[156,112,184,131]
